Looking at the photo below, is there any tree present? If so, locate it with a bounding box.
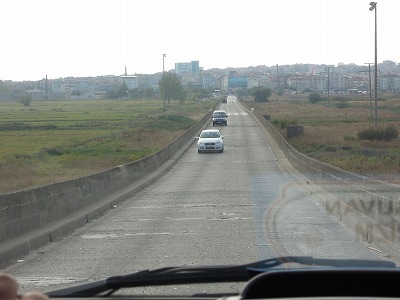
[158,72,185,104]
[117,82,128,98]
[184,84,210,101]
[144,87,154,99]
[128,88,143,99]
[252,87,272,102]
[237,87,252,98]
[0,80,12,99]
[19,94,32,106]
[107,82,129,99]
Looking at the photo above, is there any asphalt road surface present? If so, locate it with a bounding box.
[2,95,395,295]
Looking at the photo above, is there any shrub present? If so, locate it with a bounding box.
[308,93,322,103]
[341,146,353,151]
[383,125,398,141]
[357,125,398,141]
[335,101,349,108]
[252,87,272,102]
[333,96,347,101]
[325,146,337,152]
[357,128,381,141]
[40,147,63,156]
[19,94,32,107]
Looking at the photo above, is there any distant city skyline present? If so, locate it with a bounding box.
[1,0,399,82]
[3,60,400,83]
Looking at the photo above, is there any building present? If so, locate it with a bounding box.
[259,74,276,89]
[201,73,220,89]
[247,76,260,88]
[222,72,248,91]
[137,73,163,90]
[345,75,367,91]
[121,75,139,89]
[379,74,400,91]
[175,61,200,75]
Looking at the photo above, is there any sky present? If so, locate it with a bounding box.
[0,0,398,81]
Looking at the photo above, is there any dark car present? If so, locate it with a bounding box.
[212,110,228,126]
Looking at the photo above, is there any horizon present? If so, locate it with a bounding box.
[1,60,398,83]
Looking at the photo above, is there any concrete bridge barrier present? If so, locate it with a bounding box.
[250,108,400,260]
[0,104,217,267]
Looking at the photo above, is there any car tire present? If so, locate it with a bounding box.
[220,148,224,153]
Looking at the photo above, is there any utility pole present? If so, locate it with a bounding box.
[45,75,48,100]
[320,67,334,106]
[276,64,279,100]
[162,54,166,110]
[326,67,334,105]
[360,63,374,119]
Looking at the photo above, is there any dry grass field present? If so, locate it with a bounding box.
[2,95,398,193]
[0,99,216,194]
[244,95,400,184]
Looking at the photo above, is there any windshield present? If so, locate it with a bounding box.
[1,0,400,298]
[200,131,221,138]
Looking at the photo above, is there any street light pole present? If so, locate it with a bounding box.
[369,2,378,127]
[163,53,166,73]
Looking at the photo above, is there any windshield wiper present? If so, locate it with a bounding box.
[46,256,396,297]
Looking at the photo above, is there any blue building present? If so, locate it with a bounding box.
[222,72,248,91]
[175,61,200,75]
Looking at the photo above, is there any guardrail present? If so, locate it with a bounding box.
[0,103,218,267]
[250,108,400,260]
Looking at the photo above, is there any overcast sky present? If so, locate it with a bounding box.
[0,0,398,81]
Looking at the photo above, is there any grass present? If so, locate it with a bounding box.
[0,99,217,193]
[244,95,400,184]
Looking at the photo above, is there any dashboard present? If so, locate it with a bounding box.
[44,268,400,300]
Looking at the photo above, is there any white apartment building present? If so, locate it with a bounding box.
[121,75,139,89]
[379,74,400,91]
[247,77,260,88]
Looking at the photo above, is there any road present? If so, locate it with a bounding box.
[2,95,395,295]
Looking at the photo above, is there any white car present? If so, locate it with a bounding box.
[196,129,224,153]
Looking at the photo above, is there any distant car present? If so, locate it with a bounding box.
[196,129,224,153]
[212,110,228,126]
[221,97,227,103]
